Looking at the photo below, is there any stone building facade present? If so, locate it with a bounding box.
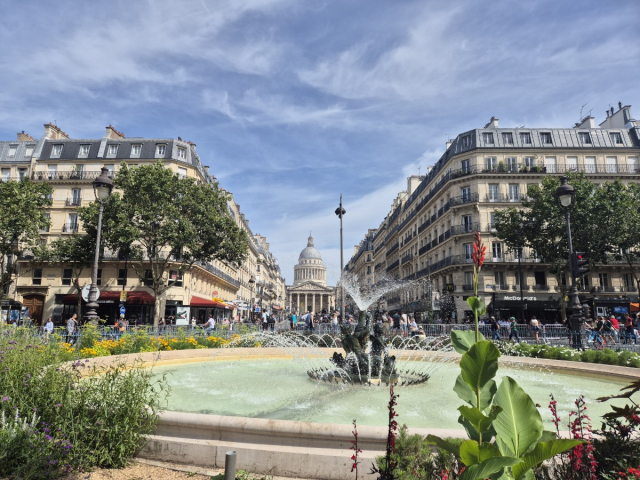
[0,123,285,325]
[346,104,640,323]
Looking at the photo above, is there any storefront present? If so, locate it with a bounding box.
[582,295,631,319]
[62,290,155,325]
[489,293,561,323]
[189,296,233,325]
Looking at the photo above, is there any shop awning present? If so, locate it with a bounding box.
[62,291,155,305]
[190,296,231,309]
[631,302,639,313]
[272,305,282,310]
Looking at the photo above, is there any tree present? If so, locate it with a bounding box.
[0,179,52,297]
[79,161,249,328]
[494,174,604,320]
[47,233,97,319]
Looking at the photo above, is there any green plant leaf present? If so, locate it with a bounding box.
[425,435,460,457]
[459,405,502,435]
[460,456,522,480]
[512,439,584,480]
[492,376,543,457]
[451,330,486,354]
[467,296,487,316]
[454,374,497,410]
[460,341,501,410]
[459,440,502,466]
[539,430,557,443]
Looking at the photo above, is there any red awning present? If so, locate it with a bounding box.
[272,305,282,310]
[62,291,155,305]
[190,296,230,309]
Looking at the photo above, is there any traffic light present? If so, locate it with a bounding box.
[571,251,590,278]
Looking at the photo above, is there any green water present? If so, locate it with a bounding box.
[151,359,629,430]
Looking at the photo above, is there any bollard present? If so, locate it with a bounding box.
[224,450,237,480]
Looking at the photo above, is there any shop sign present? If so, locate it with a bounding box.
[501,295,538,302]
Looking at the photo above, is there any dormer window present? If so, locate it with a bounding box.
[578,132,592,144]
[483,132,494,144]
[156,144,166,157]
[178,147,187,160]
[131,144,142,157]
[610,132,623,145]
[107,144,119,157]
[24,146,34,157]
[519,132,532,144]
[461,135,471,148]
[79,144,90,158]
[8,145,17,158]
[51,144,63,157]
[502,132,514,145]
[540,132,553,145]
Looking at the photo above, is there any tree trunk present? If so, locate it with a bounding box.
[75,280,83,322]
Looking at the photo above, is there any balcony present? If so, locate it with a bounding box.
[66,198,82,206]
[620,285,638,292]
[483,193,521,203]
[62,223,79,232]
[32,170,108,182]
[533,284,551,291]
[449,192,479,206]
[462,284,474,291]
[418,218,431,233]
[387,242,399,255]
[450,223,480,236]
[593,286,616,293]
[401,253,413,265]
[511,284,531,292]
[386,260,400,272]
[492,284,510,291]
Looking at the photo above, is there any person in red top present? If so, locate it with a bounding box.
[610,315,620,343]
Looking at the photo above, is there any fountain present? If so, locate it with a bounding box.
[306,273,434,385]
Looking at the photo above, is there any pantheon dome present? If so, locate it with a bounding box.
[293,235,327,287]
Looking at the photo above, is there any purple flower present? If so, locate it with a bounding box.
[1,396,8,402]
[54,404,62,407]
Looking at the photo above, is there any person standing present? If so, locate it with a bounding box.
[204,315,216,335]
[623,314,638,344]
[44,317,54,340]
[66,313,78,345]
[530,316,540,343]
[392,311,401,336]
[490,316,501,341]
[382,311,390,337]
[508,317,520,342]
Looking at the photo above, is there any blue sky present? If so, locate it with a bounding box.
[0,0,638,285]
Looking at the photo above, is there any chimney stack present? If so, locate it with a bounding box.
[446,140,452,150]
[17,131,34,141]
[105,125,125,139]
[484,116,499,128]
[43,123,70,140]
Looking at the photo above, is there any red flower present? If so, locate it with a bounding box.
[472,232,486,268]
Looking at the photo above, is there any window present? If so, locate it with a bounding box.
[485,157,497,171]
[178,147,187,160]
[627,156,639,172]
[610,132,623,145]
[508,184,520,202]
[534,271,546,286]
[488,184,499,202]
[464,271,474,286]
[8,145,17,158]
[131,144,142,157]
[69,188,81,206]
[156,144,166,156]
[483,132,494,144]
[168,270,183,287]
[79,144,90,157]
[506,157,518,172]
[520,132,532,144]
[104,164,114,177]
[540,132,553,145]
[461,159,470,173]
[584,156,596,173]
[523,156,536,169]
[495,271,505,287]
[51,144,63,157]
[66,213,79,232]
[566,156,578,171]
[107,144,119,157]
[117,268,128,286]
[623,273,633,287]
[33,268,43,286]
[144,270,153,287]
[177,167,187,178]
[461,186,471,202]
[502,132,514,145]
[578,132,592,144]
[598,273,609,288]
[544,156,557,173]
[41,213,50,232]
[492,242,503,259]
[606,156,617,173]
[462,215,473,231]
[367,265,371,274]
[97,268,102,286]
[24,146,34,157]
[489,212,496,229]
[47,165,57,179]
[18,168,27,180]
[62,268,72,286]
[1,168,9,181]
[462,243,473,261]
[461,135,471,148]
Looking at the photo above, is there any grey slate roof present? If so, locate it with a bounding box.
[0,141,37,164]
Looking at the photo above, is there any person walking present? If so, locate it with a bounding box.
[508,317,520,342]
[331,311,339,335]
[66,313,78,345]
[490,316,501,341]
[392,311,401,336]
[623,314,638,345]
[44,317,54,340]
[204,315,216,335]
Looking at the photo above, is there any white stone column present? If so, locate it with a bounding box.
[312,293,316,313]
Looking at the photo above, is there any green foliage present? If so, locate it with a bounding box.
[0,179,53,294]
[79,161,249,327]
[427,336,582,479]
[0,331,169,475]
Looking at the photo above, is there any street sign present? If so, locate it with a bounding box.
[81,285,100,302]
[120,306,126,316]
[255,307,261,313]
[120,290,127,302]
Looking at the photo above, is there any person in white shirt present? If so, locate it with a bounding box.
[204,316,216,334]
[44,317,54,338]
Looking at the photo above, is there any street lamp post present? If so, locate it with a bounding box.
[335,195,346,322]
[84,167,113,324]
[555,176,584,350]
[248,276,255,322]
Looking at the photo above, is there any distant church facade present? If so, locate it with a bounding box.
[286,235,335,314]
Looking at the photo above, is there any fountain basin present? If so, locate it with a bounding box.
[88,348,640,480]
